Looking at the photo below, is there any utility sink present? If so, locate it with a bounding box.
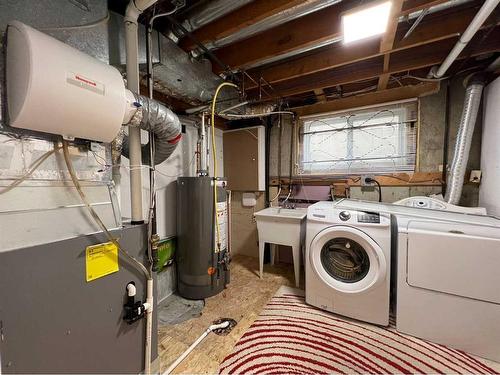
[254,206,307,287]
[254,207,307,221]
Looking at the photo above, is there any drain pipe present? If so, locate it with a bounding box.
[444,74,485,204]
[125,0,158,224]
[124,3,158,375]
[162,319,236,375]
[428,0,500,78]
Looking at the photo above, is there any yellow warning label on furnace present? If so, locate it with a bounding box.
[86,242,119,282]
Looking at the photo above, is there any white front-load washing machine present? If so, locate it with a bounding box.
[305,201,392,326]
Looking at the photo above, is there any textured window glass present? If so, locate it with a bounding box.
[298,101,418,175]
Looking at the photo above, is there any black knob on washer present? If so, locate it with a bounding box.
[339,211,351,221]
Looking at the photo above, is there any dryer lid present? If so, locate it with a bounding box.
[407,220,500,304]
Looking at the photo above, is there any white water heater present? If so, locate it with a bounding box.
[6,21,136,142]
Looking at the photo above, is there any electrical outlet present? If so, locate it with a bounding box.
[469,170,482,183]
[361,175,374,186]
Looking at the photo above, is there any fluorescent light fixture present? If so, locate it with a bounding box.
[342,1,392,43]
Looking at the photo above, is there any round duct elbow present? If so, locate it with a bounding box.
[122,94,182,165]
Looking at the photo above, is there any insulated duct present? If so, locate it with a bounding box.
[122,94,182,165]
[191,0,342,56]
[444,75,485,205]
[168,0,253,42]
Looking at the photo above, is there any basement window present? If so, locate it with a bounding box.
[297,100,418,175]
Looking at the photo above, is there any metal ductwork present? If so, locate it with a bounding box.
[122,94,182,165]
[108,12,234,105]
[191,0,342,56]
[167,0,253,42]
[230,0,479,70]
[444,75,485,205]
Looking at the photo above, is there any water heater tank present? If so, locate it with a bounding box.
[6,21,134,142]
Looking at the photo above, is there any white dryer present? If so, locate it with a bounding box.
[305,201,392,325]
[331,198,500,362]
[396,211,500,362]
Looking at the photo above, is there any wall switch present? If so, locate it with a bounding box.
[469,170,482,183]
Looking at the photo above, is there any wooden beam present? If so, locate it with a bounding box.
[293,82,440,116]
[212,0,349,72]
[377,72,391,90]
[212,0,451,72]
[247,28,500,99]
[179,0,309,51]
[378,0,404,90]
[314,88,327,103]
[246,5,487,88]
[270,172,443,186]
[380,0,404,53]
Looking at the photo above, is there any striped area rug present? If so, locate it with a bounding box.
[219,286,496,374]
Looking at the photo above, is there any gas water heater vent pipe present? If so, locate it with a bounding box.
[444,75,485,205]
[125,0,159,224]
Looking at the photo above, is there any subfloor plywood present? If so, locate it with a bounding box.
[157,255,500,374]
[158,255,303,374]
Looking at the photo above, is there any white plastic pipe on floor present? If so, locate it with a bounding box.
[162,321,231,375]
[430,0,500,78]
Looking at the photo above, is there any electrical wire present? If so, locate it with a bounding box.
[219,111,294,119]
[62,140,151,279]
[211,82,238,251]
[365,177,382,202]
[0,146,62,195]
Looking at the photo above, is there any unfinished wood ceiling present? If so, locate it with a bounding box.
[109,0,500,108]
[169,0,499,107]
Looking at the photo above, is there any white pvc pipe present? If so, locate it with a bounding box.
[125,0,158,223]
[162,321,230,375]
[431,0,500,78]
[124,3,158,375]
[144,278,154,375]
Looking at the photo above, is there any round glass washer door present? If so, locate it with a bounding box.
[309,226,386,294]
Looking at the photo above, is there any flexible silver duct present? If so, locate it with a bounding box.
[122,94,182,165]
[444,75,485,204]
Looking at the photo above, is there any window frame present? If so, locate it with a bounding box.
[294,99,420,177]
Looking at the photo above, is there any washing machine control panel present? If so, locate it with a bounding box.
[357,212,380,223]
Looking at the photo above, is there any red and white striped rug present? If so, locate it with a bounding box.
[219,286,497,374]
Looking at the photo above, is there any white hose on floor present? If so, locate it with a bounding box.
[162,321,230,375]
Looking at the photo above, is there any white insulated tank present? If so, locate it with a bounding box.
[6,21,136,143]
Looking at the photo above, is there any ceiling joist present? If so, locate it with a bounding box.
[378,0,404,90]
[179,0,310,51]
[246,27,500,99]
[293,82,440,116]
[246,5,492,89]
[210,0,477,72]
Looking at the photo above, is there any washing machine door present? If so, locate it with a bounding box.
[310,226,387,294]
